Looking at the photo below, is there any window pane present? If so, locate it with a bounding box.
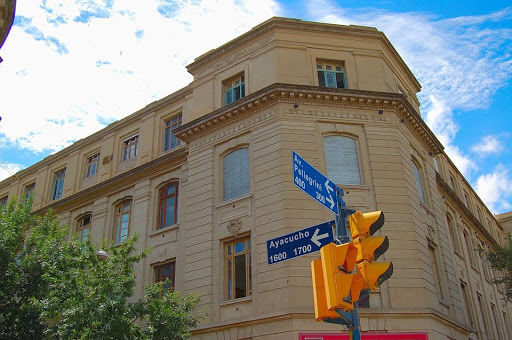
[223,148,250,200]
[227,258,233,299]
[234,254,246,298]
[166,197,175,227]
[412,162,425,202]
[324,136,361,185]
[318,71,326,87]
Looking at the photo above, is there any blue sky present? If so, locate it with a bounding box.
[0,0,511,214]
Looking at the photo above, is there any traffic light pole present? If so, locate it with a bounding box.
[334,188,361,340]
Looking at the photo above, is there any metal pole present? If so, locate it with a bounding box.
[351,302,362,340]
[334,188,350,244]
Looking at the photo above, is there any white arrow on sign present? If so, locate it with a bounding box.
[311,228,330,247]
[324,179,335,210]
[325,179,334,194]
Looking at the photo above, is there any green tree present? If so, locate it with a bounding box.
[0,197,204,339]
[484,235,512,300]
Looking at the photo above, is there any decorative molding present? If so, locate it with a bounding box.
[227,218,242,236]
[283,107,390,122]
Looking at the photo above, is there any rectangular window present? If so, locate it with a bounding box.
[77,214,91,242]
[463,230,476,266]
[154,260,176,293]
[51,169,66,200]
[429,246,443,299]
[123,135,138,161]
[463,191,470,207]
[412,159,425,203]
[114,200,131,244]
[224,74,245,105]
[449,175,457,193]
[0,195,8,207]
[223,147,250,201]
[433,156,439,172]
[477,294,490,336]
[158,182,178,229]
[447,215,460,253]
[164,114,182,151]
[324,135,361,185]
[24,183,35,200]
[461,282,475,327]
[491,303,502,340]
[86,153,100,177]
[225,236,251,300]
[317,60,345,89]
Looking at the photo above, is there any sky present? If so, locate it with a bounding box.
[0,0,511,214]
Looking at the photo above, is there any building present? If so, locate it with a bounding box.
[0,17,510,340]
[0,0,16,63]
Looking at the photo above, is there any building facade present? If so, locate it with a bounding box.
[0,17,510,340]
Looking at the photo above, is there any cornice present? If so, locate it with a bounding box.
[436,172,496,242]
[33,147,188,215]
[174,83,444,155]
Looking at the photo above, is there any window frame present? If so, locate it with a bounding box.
[114,200,132,244]
[223,147,250,201]
[0,195,8,207]
[411,159,425,203]
[428,245,444,300]
[323,135,362,185]
[224,73,245,106]
[51,169,66,201]
[164,113,182,152]
[122,135,139,161]
[77,214,92,243]
[154,260,176,293]
[446,214,461,254]
[24,183,35,200]
[157,182,179,230]
[85,152,100,178]
[224,236,252,300]
[317,60,346,89]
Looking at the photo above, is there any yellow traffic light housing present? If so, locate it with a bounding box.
[356,261,393,291]
[311,258,342,321]
[352,235,389,263]
[348,211,384,239]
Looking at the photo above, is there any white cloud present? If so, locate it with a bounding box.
[0,162,25,182]
[471,135,505,157]
[475,164,512,214]
[0,0,282,154]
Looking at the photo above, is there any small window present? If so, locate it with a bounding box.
[225,236,251,300]
[463,191,470,208]
[154,260,176,293]
[164,114,182,151]
[433,156,439,172]
[158,182,178,229]
[224,74,245,105]
[449,175,457,193]
[114,200,131,244]
[317,60,345,89]
[223,148,250,201]
[0,195,8,208]
[411,160,425,203]
[123,135,138,161]
[86,153,100,177]
[461,282,475,327]
[51,169,66,201]
[77,214,91,242]
[429,245,444,299]
[24,183,35,200]
[447,214,460,253]
[324,135,361,185]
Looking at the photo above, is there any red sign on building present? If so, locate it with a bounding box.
[299,332,428,340]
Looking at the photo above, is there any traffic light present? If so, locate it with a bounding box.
[320,242,362,312]
[349,211,393,291]
[311,258,341,321]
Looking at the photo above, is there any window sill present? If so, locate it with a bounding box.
[439,299,450,308]
[219,296,252,306]
[149,224,178,238]
[216,193,252,209]
[163,144,185,154]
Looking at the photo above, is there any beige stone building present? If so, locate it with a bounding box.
[1,17,511,340]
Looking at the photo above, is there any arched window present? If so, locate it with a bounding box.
[114,200,131,244]
[77,214,91,242]
[324,136,361,185]
[158,182,178,229]
[223,147,249,201]
[411,159,425,203]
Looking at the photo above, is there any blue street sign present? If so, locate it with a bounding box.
[267,220,335,264]
[293,151,339,215]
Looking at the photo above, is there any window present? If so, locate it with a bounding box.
[463,230,475,266]
[77,214,91,242]
[24,183,35,200]
[477,294,490,336]
[86,153,100,177]
[491,303,502,340]
[164,114,182,151]
[51,169,65,200]
[317,61,345,89]
[433,156,439,172]
[324,136,361,185]
[461,282,475,327]
[0,195,7,208]
[446,214,460,253]
[449,175,457,193]
[158,182,178,229]
[123,135,138,161]
[225,236,251,300]
[411,160,425,203]
[224,74,245,105]
[223,148,249,201]
[114,200,131,244]
[429,246,444,299]
[154,260,176,292]
[463,191,470,207]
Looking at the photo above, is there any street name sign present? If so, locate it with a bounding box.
[267,220,335,264]
[293,151,339,215]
